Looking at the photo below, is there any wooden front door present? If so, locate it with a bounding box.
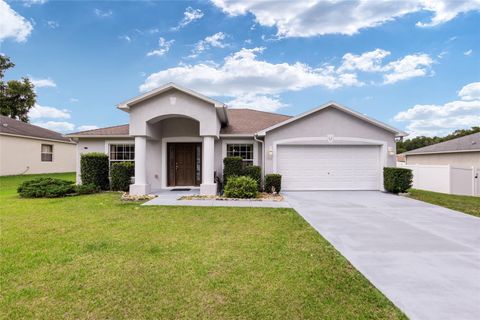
[167,143,201,186]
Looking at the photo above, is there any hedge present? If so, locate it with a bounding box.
[383,167,413,194]
[81,153,110,190]
[223,176,258,199]
[110,162,135,191]
[75,183,100,195]
[243,165,262,191]
[265,174,282,193]
[223,157,243,185]
[17,178,76,198]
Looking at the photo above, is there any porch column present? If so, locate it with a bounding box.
[130,136,151,195]
[200,136,217,195]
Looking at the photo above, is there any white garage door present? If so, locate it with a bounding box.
[277,145,381,190]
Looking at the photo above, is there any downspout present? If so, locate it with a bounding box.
[254,133,265,188]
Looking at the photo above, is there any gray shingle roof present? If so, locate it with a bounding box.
[68,124,130,136]
[0,115,73,142]
[404,132,480,155]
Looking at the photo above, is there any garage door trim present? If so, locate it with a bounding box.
[272,136,388,191]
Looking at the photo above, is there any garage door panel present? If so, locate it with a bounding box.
[277,145,380,190]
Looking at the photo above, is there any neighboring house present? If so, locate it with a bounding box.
[0,115,76,176]
[404,133,480,168]
[67,83,406,195]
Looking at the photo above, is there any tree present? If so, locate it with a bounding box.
[0,55,36,122]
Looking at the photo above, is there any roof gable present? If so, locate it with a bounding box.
[256,102,407,137]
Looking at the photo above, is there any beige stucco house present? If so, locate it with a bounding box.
[67,83,406,195]
[404,132,480,168]
[0,115,76,176]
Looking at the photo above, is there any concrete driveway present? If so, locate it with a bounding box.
[285,191,480,320]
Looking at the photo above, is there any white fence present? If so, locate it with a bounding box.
[400,164,479,196]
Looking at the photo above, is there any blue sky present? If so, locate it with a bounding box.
[1,0,479,137]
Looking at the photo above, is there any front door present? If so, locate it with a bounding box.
[167,143,201,186]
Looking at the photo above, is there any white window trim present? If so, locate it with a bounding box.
[41,144,54,162]
[222,139,258,168]
[104,140,135,164]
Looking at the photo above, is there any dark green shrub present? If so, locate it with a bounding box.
[75,183,100,195]
[243,165,262,191]
[17,178,75,198]
[223,176,258,199]
[81,153,109,190]
[223,157,243,184]
[265,174,282,193]
[110,162,135,191]
[383,167,413,194]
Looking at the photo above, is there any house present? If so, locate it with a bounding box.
[0,115,76,176]
[403,132,480,168]
[67,83,406,195]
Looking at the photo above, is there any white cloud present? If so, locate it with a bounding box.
[33,121,75,132]
[227,94,286,112]
[339,49,391,72]
[459,82,480,100]
[77,125,99,131]
[382,54,434,84]
[119,35,131,43]
[211,0,480,37]
[147,37,174,57]
[29,103,70,119]
[94,8,113,18]
[0,0,33,42]
[171,7,204,31]
[394,82,480,136]
[464,49,473,56]
[21,0,47,7]
[189,32,227,58]
[69,98,79,103]
[29,76,57,88]
[45,20,59,29]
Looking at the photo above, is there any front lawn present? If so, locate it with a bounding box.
[0,173,405,319]
[408,188,480,217]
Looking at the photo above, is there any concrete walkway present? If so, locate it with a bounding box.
[285,191,480,320]
[143,189,290,208]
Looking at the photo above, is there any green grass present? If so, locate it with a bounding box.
[409,188,480,217]
[0,173,405,319]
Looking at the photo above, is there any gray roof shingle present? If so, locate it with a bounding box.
[404,132,480,155]
[0,115,73,142]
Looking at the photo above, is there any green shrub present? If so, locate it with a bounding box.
[265,174,282,193]
[17,178,75,198]
[223,176,258,199]
[81,153,109,190]
[110,162,135,191]
[243,165,262,191]
[223,157,243,184]
[75,183,100,195]
[383,167,413,194]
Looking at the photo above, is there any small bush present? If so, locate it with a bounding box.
[81,153,109,190]
[223,176,258,199]
[17,178,75,198]
[265,174,282,193]
[110,162,135,191]
[383,167,413,194]
[223,157,243,184]
[75,183,100,195]
[243,165,262,191]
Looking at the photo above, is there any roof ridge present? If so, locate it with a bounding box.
[1,115,67,136]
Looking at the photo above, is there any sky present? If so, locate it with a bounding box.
[1,0,479,137]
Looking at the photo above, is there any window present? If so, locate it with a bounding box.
[109,144,134,166]
[41,144,53,162]
[227,144,253,166]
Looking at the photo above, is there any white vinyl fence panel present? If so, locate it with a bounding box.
[403,164,479,196]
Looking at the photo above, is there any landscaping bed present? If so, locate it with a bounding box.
[179,192,284,202]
